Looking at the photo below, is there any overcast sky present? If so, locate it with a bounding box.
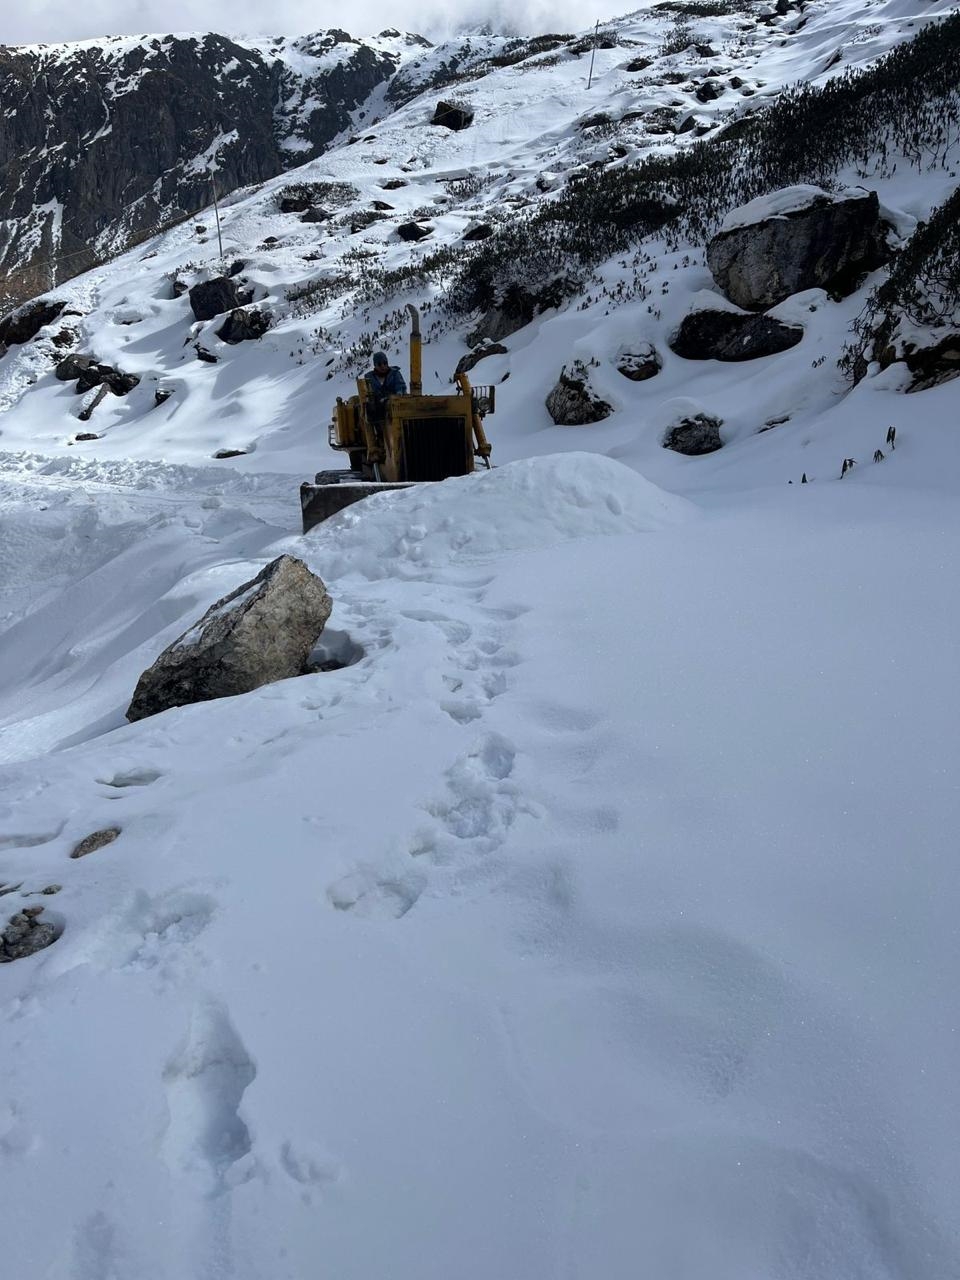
[4,0,602,45]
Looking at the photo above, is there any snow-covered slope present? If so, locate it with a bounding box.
[1,2,959,1276]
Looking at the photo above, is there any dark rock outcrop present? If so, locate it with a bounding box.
[707,188,889,310]
[455,341,508,375]
[663,413,723,455]
[0,31,405,310]
[545,367,612,425]
[0,297,66,347]
[462,222,494,242]
[57,354,141,394]
[397,222,433,242]
[468,277,577,345]
[189,276,243,321]
[216,308,271,344]
[430,100,475,130]
[903,334,960,391]
[127,555,333,721]
[670,308,803,361]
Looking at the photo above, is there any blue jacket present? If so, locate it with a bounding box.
[365,365,407,400]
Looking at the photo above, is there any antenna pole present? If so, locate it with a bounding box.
[211,173,224,264]
[587,19,600,90]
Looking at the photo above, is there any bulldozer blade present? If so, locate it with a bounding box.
[300,478,419,533]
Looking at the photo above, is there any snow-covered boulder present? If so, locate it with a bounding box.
[0,297,66,348]
[126,555,333,722]
[663,412,723,455]
[455,340,508,375]
[546,364,612,425]
[707,186,889,310]
[1,907,59,962]
[616,342,661,381]
[670,305,803,361]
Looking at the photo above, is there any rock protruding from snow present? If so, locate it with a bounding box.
[707,187,888,310]
[1,907,59,962]
[0,297,66,348]
[546,365,612,425]
[126,555,333,722]
[616,342,661,381]
[431,100,475,130]
[670,307,803,361]
[455,341,508,375]
[663,413,723,455]
[397,222,433,242]
[216,308,271,344]
[189,277,244,321]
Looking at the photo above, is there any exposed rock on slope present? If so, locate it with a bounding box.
[127,556,332,721]
[707,187,889,310]
[0,30,411,310]
[670,306,803,361]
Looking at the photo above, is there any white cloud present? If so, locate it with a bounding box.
[6,0,603,45]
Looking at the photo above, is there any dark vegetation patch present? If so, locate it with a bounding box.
[440,14,960,318]
[841,185,960,379]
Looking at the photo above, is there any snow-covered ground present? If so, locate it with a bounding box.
[1,2,959,1276]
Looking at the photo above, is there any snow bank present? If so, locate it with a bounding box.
[306,453,694,581]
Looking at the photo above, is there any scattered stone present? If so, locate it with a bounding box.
[545,364,612,425]
[616,343,661,381]
[707,186,889,310]
[0,297,67,348]
[1,907,59,961]
[663,413,723,455]
[126,555,333,722]
[188,276,242,321]
[50,327,78,349]
[381,178,407,190]
[301,208,332,224]
[670,307,804,361]
[41,885,62,895]
[431,100,475,130]
[195,346,219,364]
[625,56,652,72]
[74,431,101,441]
[370,200,394,211]
[216,308,271,344]
[213,448,248,459]
[155,388,174,407]
[71,827,121,859]
[397,222,433,242]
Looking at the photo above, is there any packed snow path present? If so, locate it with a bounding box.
[0,453,958,1278]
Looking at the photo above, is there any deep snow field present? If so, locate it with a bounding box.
[1,1,959,1276]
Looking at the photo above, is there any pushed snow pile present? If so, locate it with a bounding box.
[308,454,693,580]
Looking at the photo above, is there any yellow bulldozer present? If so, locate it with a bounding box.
[300,304,495,532]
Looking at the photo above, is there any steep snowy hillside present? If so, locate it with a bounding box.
[1,2,959,1277]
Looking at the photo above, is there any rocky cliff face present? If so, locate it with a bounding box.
[0,28,428,309]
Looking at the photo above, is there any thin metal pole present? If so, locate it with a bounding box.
[210,173,224,264]
[586,19,600,89]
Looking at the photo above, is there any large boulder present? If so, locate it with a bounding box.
[216,308,271,344]
[188,276,243,321]
[468,277,577,346]
[0,297,66,347]
[431,100,474,130]
[663,413,723,455]
[707,186,889,310]
[545,365,612,425]
[126,555,332,721]
[670,307,803,361]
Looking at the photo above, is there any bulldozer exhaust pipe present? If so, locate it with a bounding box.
[406,303,422,395]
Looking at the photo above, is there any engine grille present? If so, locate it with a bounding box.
[401,416,469,481]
